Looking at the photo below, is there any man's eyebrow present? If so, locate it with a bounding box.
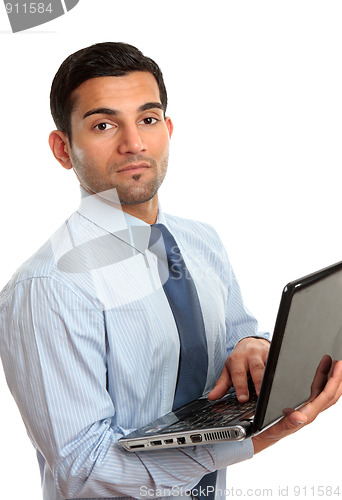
[83,108,117,120]
[137,102,164,113]
[82,102,164,120]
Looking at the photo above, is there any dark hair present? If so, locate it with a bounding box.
[50,42,168,139]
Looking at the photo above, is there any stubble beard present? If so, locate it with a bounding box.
[70,150,169,205]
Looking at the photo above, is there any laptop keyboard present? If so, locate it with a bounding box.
[163,387,257,432]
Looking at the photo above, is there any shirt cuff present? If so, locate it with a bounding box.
[213,437,254,470]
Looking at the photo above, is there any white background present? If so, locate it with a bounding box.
[0,1,341,497]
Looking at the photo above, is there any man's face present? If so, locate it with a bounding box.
[65,72,173,205]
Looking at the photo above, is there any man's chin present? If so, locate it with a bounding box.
[118,193,156,205]
[116,183,161,206]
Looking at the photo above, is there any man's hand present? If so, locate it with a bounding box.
[252,359,342,453]
[208,337,270,402]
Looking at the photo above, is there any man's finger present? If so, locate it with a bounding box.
[309,355,332,400]
[301,360,342,416]
[229,337,270,401]
[228,363,249,402]
[208,366,232,401]
[248,358,267,396]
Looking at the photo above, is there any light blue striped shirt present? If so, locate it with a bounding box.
[0,189,269,499]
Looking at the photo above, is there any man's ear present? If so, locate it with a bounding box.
[165,116,174,138]
[49,130,73,170]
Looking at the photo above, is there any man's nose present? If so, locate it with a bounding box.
[117,125,145,155]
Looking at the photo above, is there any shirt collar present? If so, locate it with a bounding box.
[77,187,166,254]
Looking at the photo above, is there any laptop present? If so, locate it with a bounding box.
[119,260,342,452]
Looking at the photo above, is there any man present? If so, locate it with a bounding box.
[0,42,341,500]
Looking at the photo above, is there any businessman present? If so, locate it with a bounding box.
[0,42,341,500]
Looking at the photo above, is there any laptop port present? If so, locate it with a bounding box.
[164,439,174,444]
[177,437,186,445]
[190,434,202,443]
[150,440,162,446]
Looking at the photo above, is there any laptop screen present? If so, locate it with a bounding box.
[261,268,342,429]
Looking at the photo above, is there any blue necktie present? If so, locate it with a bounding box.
[150,224,217,499]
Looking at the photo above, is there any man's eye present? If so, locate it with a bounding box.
[94,122,114,131]
[140,117,158,125]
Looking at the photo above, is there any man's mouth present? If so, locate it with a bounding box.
[117,163,150,174]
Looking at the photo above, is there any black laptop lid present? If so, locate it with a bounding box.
[254,260,342,431]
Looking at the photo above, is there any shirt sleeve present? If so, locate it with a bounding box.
[0,277,253,499]
[219,240,270,356]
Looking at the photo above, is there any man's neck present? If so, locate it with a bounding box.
[120,195,159,225]
[80,184,159,225]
